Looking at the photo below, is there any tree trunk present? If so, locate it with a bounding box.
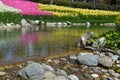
[91,0,96,9]
[50,0,53,4]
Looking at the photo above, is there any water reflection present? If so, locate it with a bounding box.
[0,25,114,64]
[20,27,38,57]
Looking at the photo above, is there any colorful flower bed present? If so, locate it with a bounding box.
[0,1,20,13]
[39,3,120,16]
[1,0,53,15]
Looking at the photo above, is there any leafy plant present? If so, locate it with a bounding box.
[113,66,120,73]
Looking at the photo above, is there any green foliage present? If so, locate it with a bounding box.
[0,12,117,24]
[91,30,120,51]
[101,31,120,51]
[113,66,120,73]
[115,14,120,24]
[115,15,120,31]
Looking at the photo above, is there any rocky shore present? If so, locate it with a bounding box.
[0,50,120,80]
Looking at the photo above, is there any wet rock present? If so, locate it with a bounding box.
[56,69,67,77]
[46,59,52,63]
[117,50,120,55]
[17,61,44,79]
[76,32,94,48]
[101,69,107,73]
[111,55,119,61]
[111,73,120,78]
[116,64,120,68]
[113,77,119,80]
[108,69,115,75]
[108,77,114,80]
[90,67,100,73]
[34,20,40,24]
[21,19,28,27]
[53,60,60,64]
[54,76,68,80]
[105,52,113,57]
[41,63,54,72]
[60,58,67,61]
[77,53,98,66]
[92,37,107,51]
[83,73,91,79]
[0,71,6,76]
[91,74,99,78]
[116,60,120,64]
[44,71,55,79]
[26,61,35,65]
[69,55,77,64]
[68,74,79,80]
[30,75,44,80]
[98,54,113,68]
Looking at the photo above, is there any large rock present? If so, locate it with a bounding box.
[76,32,94,48]
[92,37,107,51]
[117,50,120,55]
[98,54,113,67]
[41,63,55,72]
[17,61,44,79]
[77,53,98,66]
[44,71,55,80]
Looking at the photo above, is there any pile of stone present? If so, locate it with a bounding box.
[17,61,79,80]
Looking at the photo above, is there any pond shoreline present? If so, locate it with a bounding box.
[0,49,120,80]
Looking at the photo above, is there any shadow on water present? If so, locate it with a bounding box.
[0,24,114,65]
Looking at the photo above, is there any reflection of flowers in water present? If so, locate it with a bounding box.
[20,32,38,45]
[20,32,38,56]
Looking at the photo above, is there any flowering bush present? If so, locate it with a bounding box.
[0,1,20,13]
[1,0,53,15]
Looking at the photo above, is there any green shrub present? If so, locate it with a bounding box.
[115,15,120,31]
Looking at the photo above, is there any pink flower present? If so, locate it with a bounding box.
[1,0,53,15]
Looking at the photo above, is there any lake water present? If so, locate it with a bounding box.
[0,25,114,65]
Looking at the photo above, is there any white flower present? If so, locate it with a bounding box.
[0,1,21,13]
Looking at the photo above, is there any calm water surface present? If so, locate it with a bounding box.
[0,25,114,64]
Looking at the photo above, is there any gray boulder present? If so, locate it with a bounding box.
[92,37,107,51]
[44,71,55,79]
[98,54,113,67]
[76,32,94,48]
[17,61,44,79]
[117,50,120,55]
[41,63,55,72]
[77,53,98,66]
[69,55,77,64]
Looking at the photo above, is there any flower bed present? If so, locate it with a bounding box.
[1,0,53,15]
[39,3,120,22]
[0,1,20,13]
